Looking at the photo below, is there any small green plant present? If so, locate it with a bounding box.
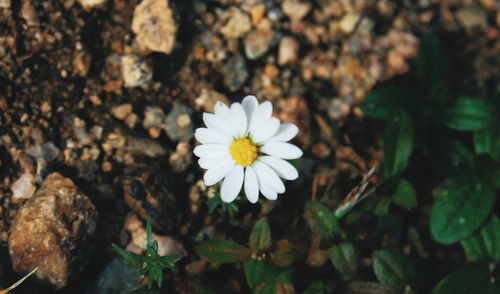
[207,191,240,218]
[112,218,181,289]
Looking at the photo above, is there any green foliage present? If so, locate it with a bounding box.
[249,219,272,253]
[392,179,417,209]
[417,32,448,98]
[243,259,293,294]
[373,249,416,293]
[430,175,495,244]
[431,264,493,294]
[207,191,240,217]
[461,215,500,261]
[328,242,358,280]
[360,86,413,120]
[304,201,339,238]
[382,110,414,178]
[436,97,497,131]
[195,239,250,263]
[112,218,181,289]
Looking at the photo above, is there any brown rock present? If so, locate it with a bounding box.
[220,7,251,39]
[282,0,311,21]
[8,173,98,289]
[278,36,299,65]
[169,141,192,172]
[111,103,133,121]
[132,0,177,54]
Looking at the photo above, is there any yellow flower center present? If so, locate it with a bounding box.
[229,138,258,167]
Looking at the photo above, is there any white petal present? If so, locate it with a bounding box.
[242,95,258,127]
[214,102,235,132]
[220,165,244,203]
[253,161,285,193]
[258,179,277,200]
[266,123,298,143]
[261,142,303,160]
[251,118,280,143]
[198,155,234,169]
[259,156,298,180]
[203,113,232,139]
[244,166,259,203]
[248,101,273,135]
[195,128,229,145]
[230,103,247,136]
[204,163,234,186]
[193,144,229,158]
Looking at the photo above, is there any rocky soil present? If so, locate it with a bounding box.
[0,0,498,293]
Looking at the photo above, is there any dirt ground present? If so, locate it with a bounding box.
[0,0,499,293]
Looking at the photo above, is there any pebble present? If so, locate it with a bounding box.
[456,6,488,29]
[8,173,98,289]
[111,103,133,121]
[340,12,361,33]
[11,173,36,201]
[282,0,311,21]
[278,36,299,65]
[244,29,280,60]
[169,141,192,172]
[164,102,194,141]
[220,7,251,39]
[250,4,266,26]
[121,54,152,88]
[223,55,249,92]
[195,88,231,112]
[86,258,142,294]
[125,135,167,157]
[77,0,107,9]
[132,0,177,54]
[142,106,165,129]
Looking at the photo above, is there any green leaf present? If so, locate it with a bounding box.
[430,176,495,244]
[271,239,296,267]
[382,110,414,178]
[417,33,448,94]
[274,274,296,294]
[360,87,413,119]
[392,179,417,209]
[244,258,267,287]
[112,243,143,269]
[303,281,324,294]
[347,281,396,294]
[427,137,474,178]
[304,201,339,238]
[373,249,415,292]
[474,129,500,160]
[436,97,497,131]
[432,264,491,294]
[249,219,272,253]
[461,215,500,261]
[328,242,357,280]
[195,239,250,263]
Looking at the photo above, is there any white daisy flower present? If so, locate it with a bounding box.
[193,95,303,203]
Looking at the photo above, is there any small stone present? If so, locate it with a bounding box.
[86,258,142,294]
[282,0,311,21]
[77,0,107,9]
[456,6,488,29]
[195,88,231,112]
[340,12,362,33]
[278,36,299,65]
[11,173,36,201]
[387,50,409,76]
[244,29,280,60]
[169,141,192,172]
[0,0,10,9]
[111,103,133,121]
[125,135,167,157]
[121,54,152,88]
[250,4,266,26]
[8,173,98,289]
[143,106,165,129]
[220,7,251,39]
[21,0,39,26]
[132,0,177,54]
[164,102,194,141]
[223,55,249,92]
